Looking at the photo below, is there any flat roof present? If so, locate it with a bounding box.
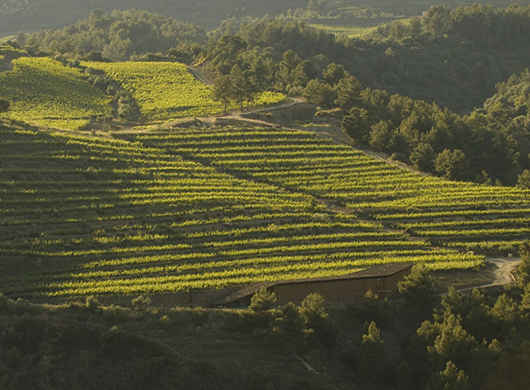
[213,262,413,306]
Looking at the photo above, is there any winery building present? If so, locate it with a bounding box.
[213,262,414,307]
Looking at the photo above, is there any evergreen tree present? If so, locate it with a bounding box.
[398,264,436,309]
[435,149,469,181]
[521,283,530,311]
[518,242,530,287]
[299,293,335,344]
[356,321,389,379]
[489,294,523,335]
[272,302,308,349]
[369,120,393,152]
[303,79,336,107]
[322,63,346,86]
[335,75,363,111]
[423,314,478,371]
[249,287,277,312]
[426,361,472,390]
[229,65,247,109]
[212,74,233,113]
[410,142,435,172]
[517,170,530,189]
[342,108,370,143]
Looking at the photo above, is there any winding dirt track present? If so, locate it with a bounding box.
[459,257,520,292]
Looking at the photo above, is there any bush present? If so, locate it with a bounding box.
[356,321,390,380]
[299,293,337,345]
[132,295,151,311]
[398,264,436,310]
[249,287,277,312]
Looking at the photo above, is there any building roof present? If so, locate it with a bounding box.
[212,262,413,306]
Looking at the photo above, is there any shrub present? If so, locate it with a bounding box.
[249,287,277,312]
[132,295,151,311]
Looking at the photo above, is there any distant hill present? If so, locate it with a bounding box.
[3,0,530,35]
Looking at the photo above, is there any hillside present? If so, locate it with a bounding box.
[133,127,530,254]
[0,52,284,129]
[0,57,111,129]
[83,61,284,122]
[0,121,484,300]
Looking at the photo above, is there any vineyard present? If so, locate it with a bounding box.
[0,123,481,299]
[0,57,111,129]
[131,127,530,254]
[0,55,285,130]
[83,61,285,121]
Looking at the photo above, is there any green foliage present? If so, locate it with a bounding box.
[25,9,208,61]
[334,75,363,111]
[398,264,436,309]
[132,295,152,311]
[518,242,530,287]
[440,288,490,341]
[517,170,530,190]
[410,143,435,172]
[299,293,336,344]
[522,284,530,311]
[419,314,478,371]
[426,361,472,390]
[369,120,393,152]
[272,302,309,349]
[342,107,370,143]
[86,61,283,121]
[356,321,389,379]
[435,149,469,181]
[303,79,336,107]
[249,288,277,312]
[322,63,346,86]
[85,296,100,313]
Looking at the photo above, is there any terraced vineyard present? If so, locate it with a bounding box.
[83,61,285,121]
[0,123,476,299]
[132,127,530,254]
[0,57,111,129]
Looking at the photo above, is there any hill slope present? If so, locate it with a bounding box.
[131,127,530,254]
[0,122,480,300]
[0,57,111,129]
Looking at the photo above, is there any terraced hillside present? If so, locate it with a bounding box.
[84,61,285,121]
[0,57,111,129]
[0,123,476,299]
[132,127,530,254]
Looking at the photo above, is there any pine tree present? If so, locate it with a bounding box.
[272,302,308,350]
[299,293,335,344]
[522,283,530,312]
[335,75,363,110]
[356,321,388,379]
[410,142,435,172]
[427,361,472,390]
[342,108,371,143]
[517,169,530,189]
[249,287,277,312]
[212,74,233,113]
[517,241,530,287]
[435,149,469,181]
[398,263,436,309]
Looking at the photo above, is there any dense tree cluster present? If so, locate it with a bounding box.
[24,9,207,61]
